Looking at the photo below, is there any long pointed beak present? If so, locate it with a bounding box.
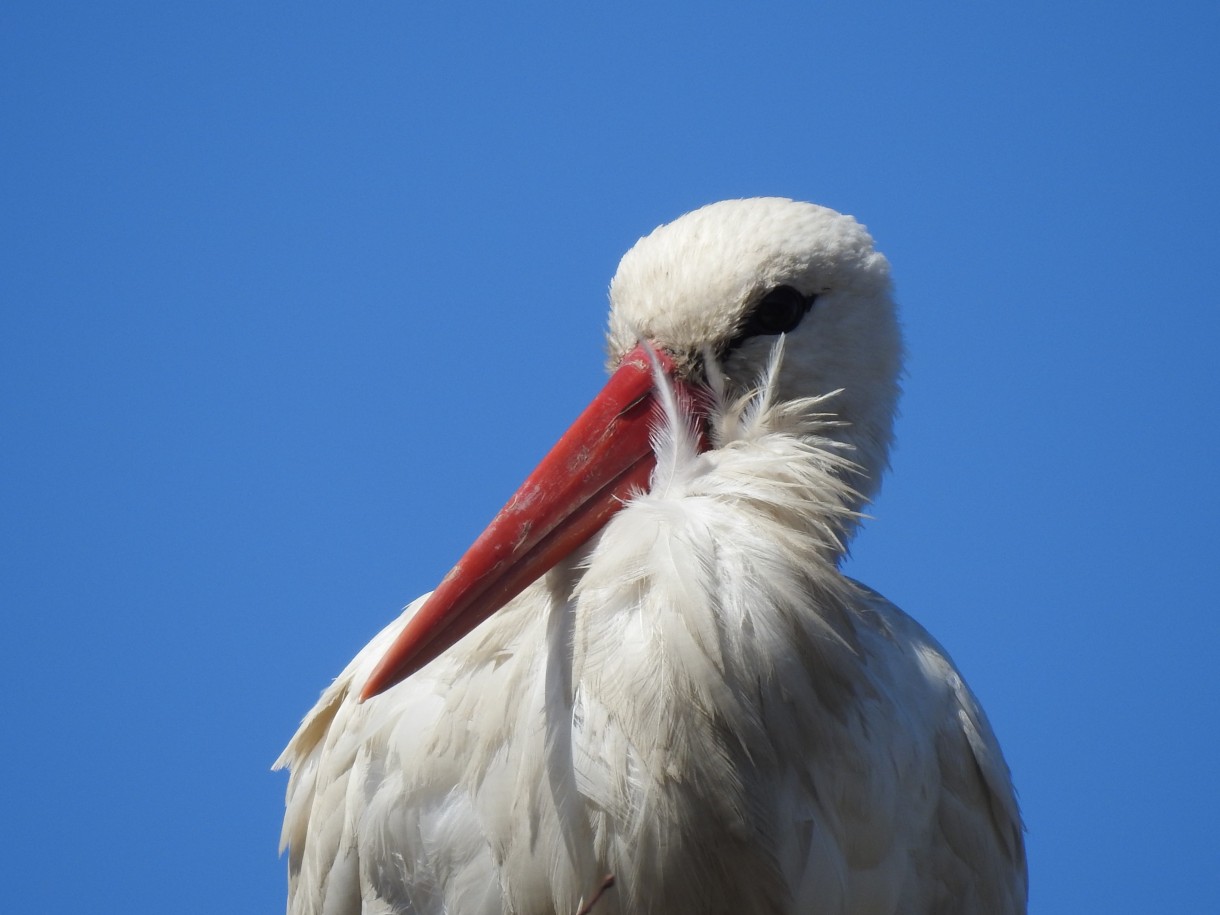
[360,343,701,700]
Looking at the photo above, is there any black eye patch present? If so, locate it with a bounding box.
[726,285,817,352]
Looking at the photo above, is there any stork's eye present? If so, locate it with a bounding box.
[731,285,816,348]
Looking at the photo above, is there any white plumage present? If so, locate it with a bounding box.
[276,198,1027,914]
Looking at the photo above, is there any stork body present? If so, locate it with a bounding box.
[277,199,1026,914]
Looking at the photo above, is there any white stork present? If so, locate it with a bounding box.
[275,198,1027,914]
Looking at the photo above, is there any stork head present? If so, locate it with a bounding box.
[607,198,901,507]
[361,198,902,698]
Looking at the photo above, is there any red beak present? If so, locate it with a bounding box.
[360,342,702,700]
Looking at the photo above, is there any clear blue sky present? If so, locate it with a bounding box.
[3,3,1217,912]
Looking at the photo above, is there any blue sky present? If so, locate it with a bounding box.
[3,2,1217,912]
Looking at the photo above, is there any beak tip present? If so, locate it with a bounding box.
[359,654,406,702]
[357,674,381,703]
